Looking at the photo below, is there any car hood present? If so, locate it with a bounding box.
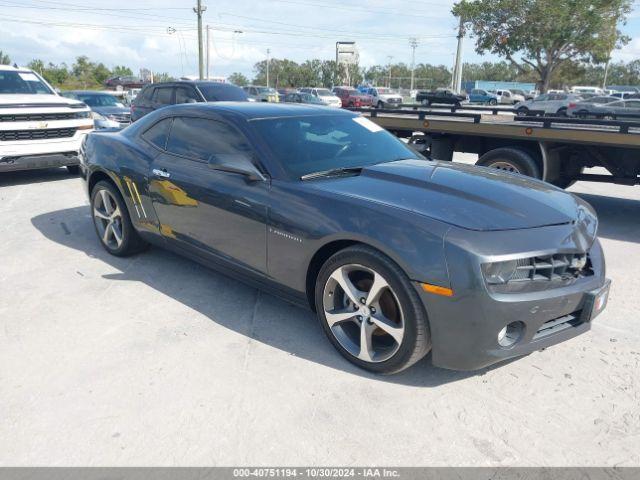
[0,94,85,108]
[93,106,130,116]
[309,159,595,232]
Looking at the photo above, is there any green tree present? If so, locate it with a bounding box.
[153,72,175,83]
[453,0,632,92]
[0,50,11,65]
[112,65,133,77]
[228,72,249,86]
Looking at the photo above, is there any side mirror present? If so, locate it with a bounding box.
[207,154,266,182]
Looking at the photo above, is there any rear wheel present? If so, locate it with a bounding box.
[421,99,430,107]
[377,101,384,109]
[91,180,148,257]
[516,106,529,116]
[476,147,541,179]
[489,98,497,106]
[315,245,430,374]
[556,107,567,117]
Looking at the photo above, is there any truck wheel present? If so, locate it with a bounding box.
[489,99,497,106]
[516,107,529,116]
[476,147,541,179]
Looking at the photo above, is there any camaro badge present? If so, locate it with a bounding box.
[269,227,303,244]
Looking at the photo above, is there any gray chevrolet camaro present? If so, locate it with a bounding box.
[79,102,610,374]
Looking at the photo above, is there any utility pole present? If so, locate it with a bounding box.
[602,59,610,90]
[409,38,418,91]
[205,24,210,80]
[193,0,206,80]
[266,48,270,87]
[452,15,464,94]
[387,55,393,88]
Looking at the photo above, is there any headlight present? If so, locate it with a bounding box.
[77,111,91,119]
[107,114,117,121]
[482,260,519,285]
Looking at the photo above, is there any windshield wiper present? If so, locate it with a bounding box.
[300,166,364,181]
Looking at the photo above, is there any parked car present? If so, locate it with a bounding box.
[571,86,605,96]
[62,90,131,128]
[610,91,639,100]
[510,88,535,101]
[283,92,325,105]
[0,64,93,174]
[362,87,403,108]
[574,99,640,120]
[468,89,498,105]
[105,76,147,89]
[131,81,248,121]
[567,96,620,118]
[81,102,609,374]
[243,86,279,103]
[299,87,342,108]
[277,88,298,98]
[515,92,584,116]
[416,88,466,107]
[490,89,525,105]
[333,87,373,108]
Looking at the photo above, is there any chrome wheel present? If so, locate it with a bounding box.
[92,188,124,250]
[322,264,404,363]
[486,161,521,174]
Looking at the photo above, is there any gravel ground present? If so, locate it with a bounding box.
[0,163,638,466]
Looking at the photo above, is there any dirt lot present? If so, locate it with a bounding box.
[1,164,639,466]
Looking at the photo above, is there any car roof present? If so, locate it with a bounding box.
[0,65,33,72]
[158,101,356,120]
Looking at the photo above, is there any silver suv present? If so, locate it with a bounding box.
[515,93,583,116]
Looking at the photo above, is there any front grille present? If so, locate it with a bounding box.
[110,113,131,123]
[533,312,583,340]
[0,112,87,122]
[0,127,77,142]
[511,253,593,283]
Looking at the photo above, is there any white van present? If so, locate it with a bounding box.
[571,86,605,95]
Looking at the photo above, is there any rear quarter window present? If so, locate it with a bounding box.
[153,87,173,104]
[142,118,173,150]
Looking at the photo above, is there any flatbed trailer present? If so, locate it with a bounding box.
[353,106,640,188]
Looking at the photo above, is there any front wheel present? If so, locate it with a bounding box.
[516,107,529,116]
[377,101,384,109]
[315,245,431,374]
[91,180,148,257]
[489,99,497,106]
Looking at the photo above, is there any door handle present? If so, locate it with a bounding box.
[152,168,170,178]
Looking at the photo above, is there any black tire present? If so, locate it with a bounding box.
[90,180,148,257]
[315,245,431,374]
[516,107,529,116]
[377,101,384,109]
[476,147,542,179]
[556,107,567,117]
[66,165,80,175]
[489,98,497,106]
[421,99,430,107]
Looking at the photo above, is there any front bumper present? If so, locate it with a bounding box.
[0,131,89,172]
[419,224,608,371]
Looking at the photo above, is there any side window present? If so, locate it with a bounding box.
[142,118,173,150]
[153,87,173,104]
[175,87,199,104]
[165,117,252,161]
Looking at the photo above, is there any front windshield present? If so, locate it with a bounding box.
[76,94,123,107]
[258,87,276,93]
[251,114,423,179]
[303,93,322,103]
[316,89,333,97]
[376,88,391,94]
[0,70,53,95]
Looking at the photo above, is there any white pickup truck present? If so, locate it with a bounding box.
[0,65,93,174]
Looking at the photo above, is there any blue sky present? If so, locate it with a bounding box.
[2,0,640,80]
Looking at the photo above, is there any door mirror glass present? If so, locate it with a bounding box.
[207,154,265,182]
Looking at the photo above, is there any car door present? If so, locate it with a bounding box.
[148,115,268,274]
[621,100,640,118]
